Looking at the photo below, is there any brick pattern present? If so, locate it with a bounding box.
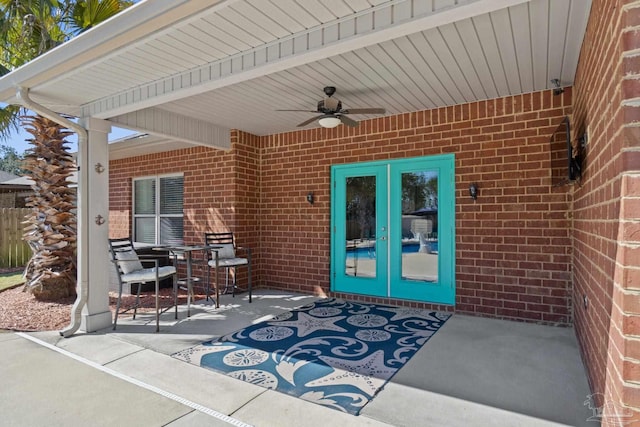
[610,0,640,418]
[233,131,261,287]
[571,0,640,419]
[110,145,235,241]
[109,145,238,282]
[260,90,573,324]
[109,89,574,325]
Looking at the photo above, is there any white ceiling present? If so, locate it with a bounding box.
[159,0,589,136]
[1,0,592,146]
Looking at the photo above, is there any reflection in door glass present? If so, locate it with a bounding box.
[401,171,438,282]
[345,176,377,278]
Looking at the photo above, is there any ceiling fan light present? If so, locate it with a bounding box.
[318,116,341,128]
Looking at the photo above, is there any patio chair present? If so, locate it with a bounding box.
[204,232,252,304]
[108,237,177,332]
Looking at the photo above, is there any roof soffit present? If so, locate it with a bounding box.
[75,0,531,119]
[0,0,228,104]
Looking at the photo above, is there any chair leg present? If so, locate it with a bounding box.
[205,265,211,301]
[207,264,217,304]
[173,274,178,320]
[133,282,142,320]
[215,265,220,309]
[248,262,252,303]
[155,275,160,333]
[223,268,230,295]
[114,282,123,330]
[186,278,192,318]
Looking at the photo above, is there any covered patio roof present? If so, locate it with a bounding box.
[0,0,595,337]
[0,0,591,151]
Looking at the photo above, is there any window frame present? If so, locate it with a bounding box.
[132,173,184,245]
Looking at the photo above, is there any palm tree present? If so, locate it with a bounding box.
[21,116,77,299]
[0,0,132,300]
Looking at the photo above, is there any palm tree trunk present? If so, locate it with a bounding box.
[21,115,77,300]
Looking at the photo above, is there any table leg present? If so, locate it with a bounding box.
[155,264,159,332]
[187,251,192,317]
[215,251,219,309]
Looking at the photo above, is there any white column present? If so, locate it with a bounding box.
[78,117,112,332]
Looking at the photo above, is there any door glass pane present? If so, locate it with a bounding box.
[345,176,376,278]
[401,171,438,282]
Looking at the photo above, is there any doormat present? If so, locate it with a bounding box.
[172,298,450,415]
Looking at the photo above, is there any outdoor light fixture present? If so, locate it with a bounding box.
[551,79,564,96]
[306,192,314,204]
[318,116,341,128]
[469,183,479,200]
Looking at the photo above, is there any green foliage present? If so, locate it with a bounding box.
[0,0,133,301]
[0,0,132,141]
[0,0,65,71]
[0,104,20,141]
[0,144,24,174]
[68,0,133,34]
[402,172,438,211]
[346,176,376,240]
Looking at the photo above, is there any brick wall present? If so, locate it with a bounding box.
[260,89,574,323]
[571,0,640,420]
[109,88,574,325]
[110,145,233,241]
[234,131,261,286]
[109,135,260,286]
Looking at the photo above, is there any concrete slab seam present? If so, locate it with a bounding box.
[15,332,254,427]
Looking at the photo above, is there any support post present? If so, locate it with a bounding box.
[78,117,112,332]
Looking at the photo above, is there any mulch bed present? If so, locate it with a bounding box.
[0,285,209,332]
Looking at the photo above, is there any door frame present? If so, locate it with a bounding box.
[331,163,389,298]
[330,154,456,305]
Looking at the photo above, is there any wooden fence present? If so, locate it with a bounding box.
[0,208,31,268]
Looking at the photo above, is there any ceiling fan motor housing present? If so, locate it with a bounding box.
[276,86,385,127]
[317,98,341,114]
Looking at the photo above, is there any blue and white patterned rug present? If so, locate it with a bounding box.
[172,298,450,415]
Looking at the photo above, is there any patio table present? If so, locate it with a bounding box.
[159,245,222,316]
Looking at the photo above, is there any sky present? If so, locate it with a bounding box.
[1,2,144,155]
[2,111,137,154]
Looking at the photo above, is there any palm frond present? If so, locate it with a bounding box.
[0,105,22,141]
[68,0,131,34]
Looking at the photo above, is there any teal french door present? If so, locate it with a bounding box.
[331,154,455,304]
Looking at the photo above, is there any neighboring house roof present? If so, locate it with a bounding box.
[0,171,19,183]
[0,171,77,188]
[0,0,592,154]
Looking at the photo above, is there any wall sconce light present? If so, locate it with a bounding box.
[551,78,564,96]
[578,131,588,149]
[306,192,314,204]
[469,183,479,200]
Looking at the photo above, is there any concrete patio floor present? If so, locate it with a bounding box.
[1,290,594,426]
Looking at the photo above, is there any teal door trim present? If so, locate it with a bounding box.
[388,154,455,304]
[331,154,456,305]
[331,164,388,297]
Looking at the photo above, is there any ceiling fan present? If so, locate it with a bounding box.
[277,86,386,128]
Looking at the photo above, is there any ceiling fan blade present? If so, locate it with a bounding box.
[341,108,386,115]
[276,109,318,113]
[339,114,358,127]
[297,115,325,127]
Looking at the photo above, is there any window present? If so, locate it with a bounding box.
[133,174,184,245]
